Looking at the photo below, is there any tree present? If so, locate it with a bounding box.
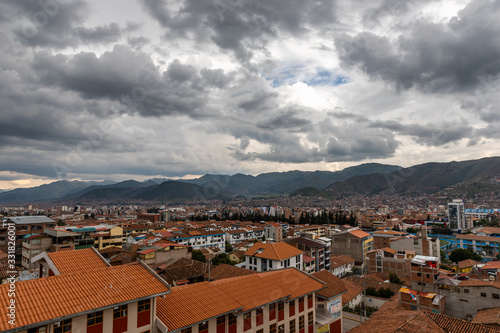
[389,272,404,284]
[378,287,395,299]
[365,287,378,297]
[225,241,233,253]
[192,250,206,263]
[449,248,482,263]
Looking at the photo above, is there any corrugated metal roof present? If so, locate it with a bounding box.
[8,216,55,224]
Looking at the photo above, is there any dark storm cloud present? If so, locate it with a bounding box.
[257,110,312,132]
[370,120,474,146]
[3,0,128,48]
[31,46,233,118]
[139,0,338,63]
[335,0,500,93]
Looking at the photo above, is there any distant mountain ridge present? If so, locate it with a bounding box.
[0,163,401,204]
[325,157,500,198]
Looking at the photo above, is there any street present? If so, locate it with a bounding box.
[343,312,367,332]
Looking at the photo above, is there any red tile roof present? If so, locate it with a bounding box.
[45,247,109,274]
[0,262,170,332]
[156,268,325,331]
[311,270,347,299]
[349,229,371,239]
[244,242,303,260]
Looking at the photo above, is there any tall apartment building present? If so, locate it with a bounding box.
[264,222,283,242]
[366,248,412,277]
[448,199,466,233]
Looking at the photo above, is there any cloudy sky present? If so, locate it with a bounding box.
[1,0,499,190]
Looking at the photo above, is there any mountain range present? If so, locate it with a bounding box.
[0,157,499,204]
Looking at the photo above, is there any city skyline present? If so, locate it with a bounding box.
[1,0,500,190]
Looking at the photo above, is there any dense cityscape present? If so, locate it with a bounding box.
[2,0,500,332]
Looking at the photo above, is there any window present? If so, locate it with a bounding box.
[299,315,305,330]
[243,312,251,320]
[270,323,277,333]
[278,324,285,333]
[54,319,71,333]
[417,273,421,277]
[308,312,313,326]
[278,302,284,311]
[493,294,499,299]
[87,311,103,326]
[198,322,208,331]
[228,314,237,326]
[426,274,430,278]
[217,316,226,325]
[464,289,469,293]
[289,319,296,333]
[28,327,47,333]
[113,304,128,319]
[181,328,192,333]
[257,330,263,333]
[256,308,263,316]
[138,299,151,312]
[270,303,276,311]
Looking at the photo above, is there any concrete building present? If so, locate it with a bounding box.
[244,241,303,272]
[366,248,412,278]
[372,230,406,249]
[0,216,56,266]
[399,287,446,314]
[389,229,440,261]
[330,228,373,265]
[156,268,324,333]
[284,235,331,272]
[264,222,283,242]
[436,279,500,320]
[448,199,466,233]
[409,255,440,293]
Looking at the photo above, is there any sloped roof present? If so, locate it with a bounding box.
[0,262,170,332]
[311,270,347,299]
[425,312,500,333]
[472,307,500,326]
[330,255,356,269]
[457,259,477,269]
[207,263,256,281]
[35,247,110,275]
[156,268,325,331]
[349,229,371,239]
[342,279,363,305]
[244,242,303,261]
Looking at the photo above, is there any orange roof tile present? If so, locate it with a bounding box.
[483,261,500,270]
[457,259,477,269]
[244,242,303,260]
[156,268,325,331]
[0,262,170,332]
[46,247,109,274]
[349,229,371,239]
[311,270,347,299]
[341,279,363,305]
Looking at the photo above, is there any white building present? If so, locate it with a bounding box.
[244,241,303,272]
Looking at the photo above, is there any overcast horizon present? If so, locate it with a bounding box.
[1,0,500,190]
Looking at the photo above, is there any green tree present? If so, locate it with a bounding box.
[389,272,404,284]
[449,248,482,263]
[378,287,395,299]
[225,241,233,253]
[365,287,378,297]
[192,250,206,263]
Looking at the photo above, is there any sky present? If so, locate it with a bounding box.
[1,0,500,190]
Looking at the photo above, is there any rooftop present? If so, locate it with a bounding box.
[244,241,303,261]
[0,262,170,332]
[156,268,325,331]
[311,270,347,299]
[33,247,109,275]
